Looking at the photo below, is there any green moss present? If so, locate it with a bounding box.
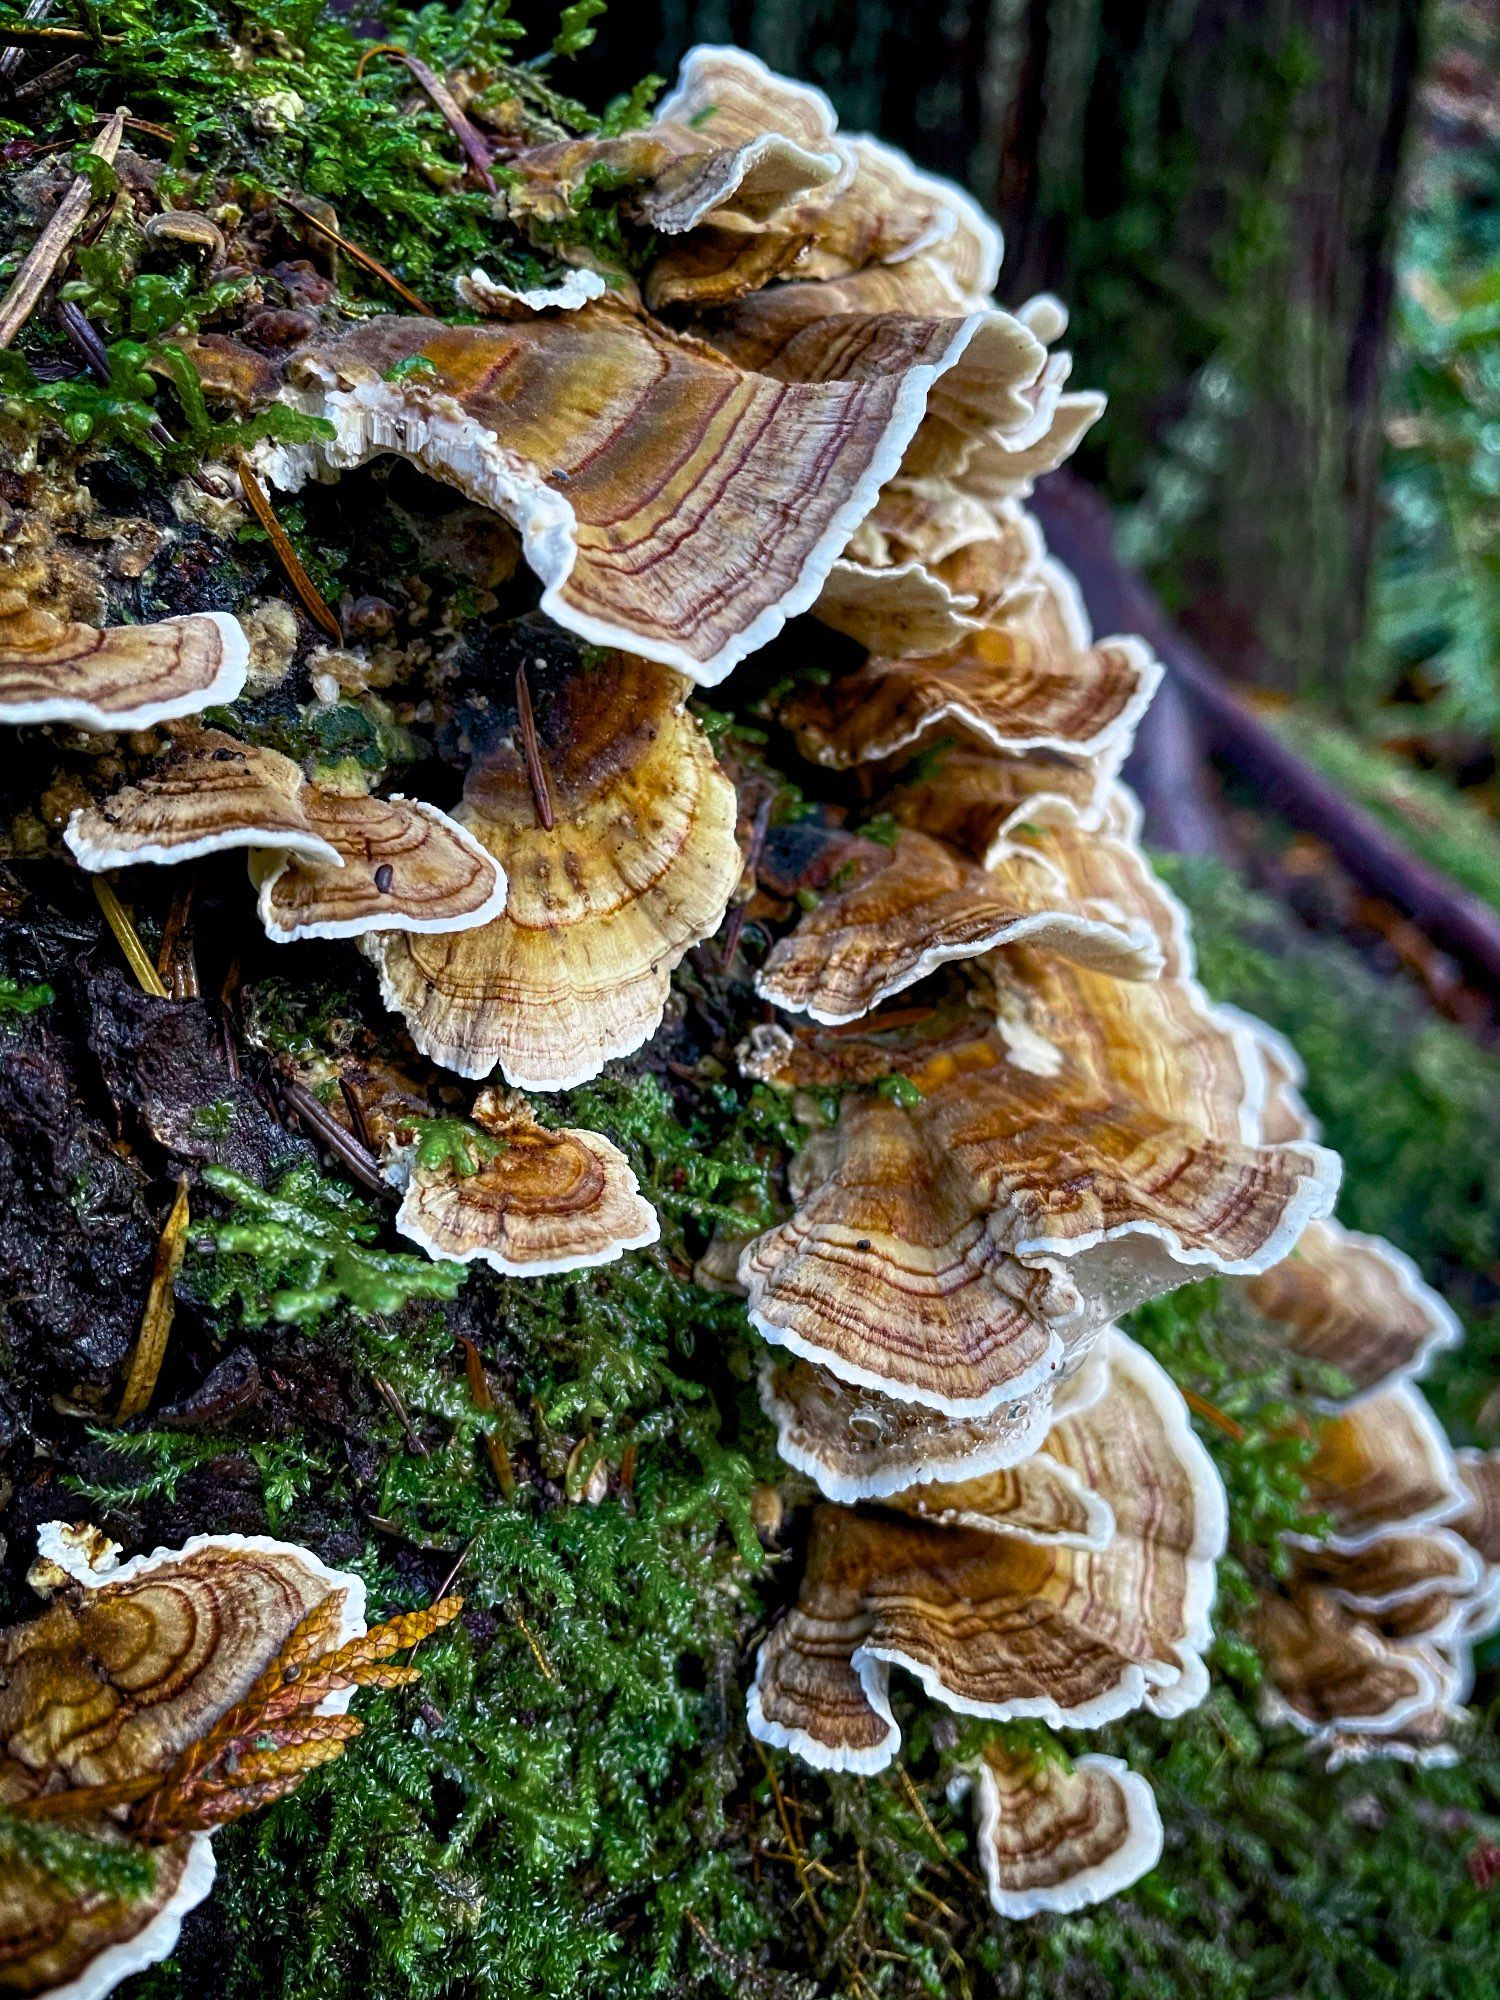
[0,976,53,1016]
[0,1813,157,1904]
[193,1161,467,1326]
[412,1116,508,1178]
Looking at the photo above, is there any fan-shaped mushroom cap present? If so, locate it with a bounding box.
[958,1743,1162,1918]
[815,488,1043,657]
[1299,1383,1466,1551]
[393,1087,658,1276]
[784,561,1162,768]
[1452,1450,1500,1640]
[254,792,507,942]
[0,609,248,733]
[738,1091,1071,1416]
[260,292,1042,687]
[883,743,1117,870]
[0,1527,364,2000]
[1253,1584,1461,1745]
[959,390,1107,503]
[754,826,1161,1026]
[64,730,342,870]
[364,653,740,1088]
[759,1355,1058,1503]
[705,266,1052,479]
[1290,1526,1484,1637]
[1242,1220,1461,1407]
[747,1332,1225,1770]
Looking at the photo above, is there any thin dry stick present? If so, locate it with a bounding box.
[156,882,198,997]
[278,1074,386,1191]
[756,1744,828,1933]
[0,0,49,81]
[275,192,436,316]
[116,1176,190,1423]
[0,107,123,349]
[236,458,344,645]
[508,1602,558,1683]
[459,1335,517,1496]
[894,1765,984,1891]
[5,51,82,101]
[514,662,555,831]
[92,876,170,999]
[357,45,497,191]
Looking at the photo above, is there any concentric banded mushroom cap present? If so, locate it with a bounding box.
[0,1527,365,2000]
[957,1743,1163,1919]
[0,609,249,733]
[783,561,1162,769]
[1253,1584,1466,1748]
[365,652,740,1088]
[737,1091,1072,1416]
[754,826,1162,1026]
[747,1332,1225,1770]
[1298,1383,1467,1551]
[393,1088,659,1276]
[64,730,343,870]
[254,792,507,942]
[759,1355,1059,1503]
[260,292,1042,687]
[1290,1525,1484,1639]
[1242,1220,1462,1407]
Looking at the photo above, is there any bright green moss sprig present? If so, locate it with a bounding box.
[0,976,53,1015]
[194,1161,466,1324]
[0,1812,157,1905]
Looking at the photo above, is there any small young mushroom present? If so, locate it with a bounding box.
[955,1743,1164,1919]
[392,1087,659,1276]
[747,1332,1225,1771]
[0,610,249,733]
[365,652,741,1088]
[254,791,507,942]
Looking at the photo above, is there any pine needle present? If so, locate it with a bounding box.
[116,1176,190,1423]
[236,457,344,644]
[91,876,169,999]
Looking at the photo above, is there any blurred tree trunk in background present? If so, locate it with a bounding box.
[575,0,1424,707]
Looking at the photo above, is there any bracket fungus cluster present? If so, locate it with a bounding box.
[1,30,1488,1966]
[0,1524,458,2000]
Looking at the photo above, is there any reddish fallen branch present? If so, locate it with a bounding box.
[1034,472,1500,996]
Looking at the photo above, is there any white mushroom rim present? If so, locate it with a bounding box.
[255,305,1043,689]
[1,612,250,734]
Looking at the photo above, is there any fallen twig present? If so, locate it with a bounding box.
[116,1176,190,1423]
[0,107,124,350]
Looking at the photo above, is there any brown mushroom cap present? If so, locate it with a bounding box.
[754,826,1161,1026]
[737,1090,1072,1416]
[783,561,1162,769]
[961,1743,1163,1918]
[364,653,740,1088]
[0,1831,214,2000]
[64,730,342,871]
[1299,1384,1467,1551]
[0,609,249,733]
[0,1527,364,2000]
[255,791,507,943]
[394,1088,659,1276]
[759,1354,1059,1503]
[1253,1584,1460,1746]
[260,289,1043,688]
[883,743,1117,869]
[746,1332,1225,1770]
[1242,1220,1462,1408]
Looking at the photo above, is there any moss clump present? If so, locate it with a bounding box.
[194,1162,467,1325]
